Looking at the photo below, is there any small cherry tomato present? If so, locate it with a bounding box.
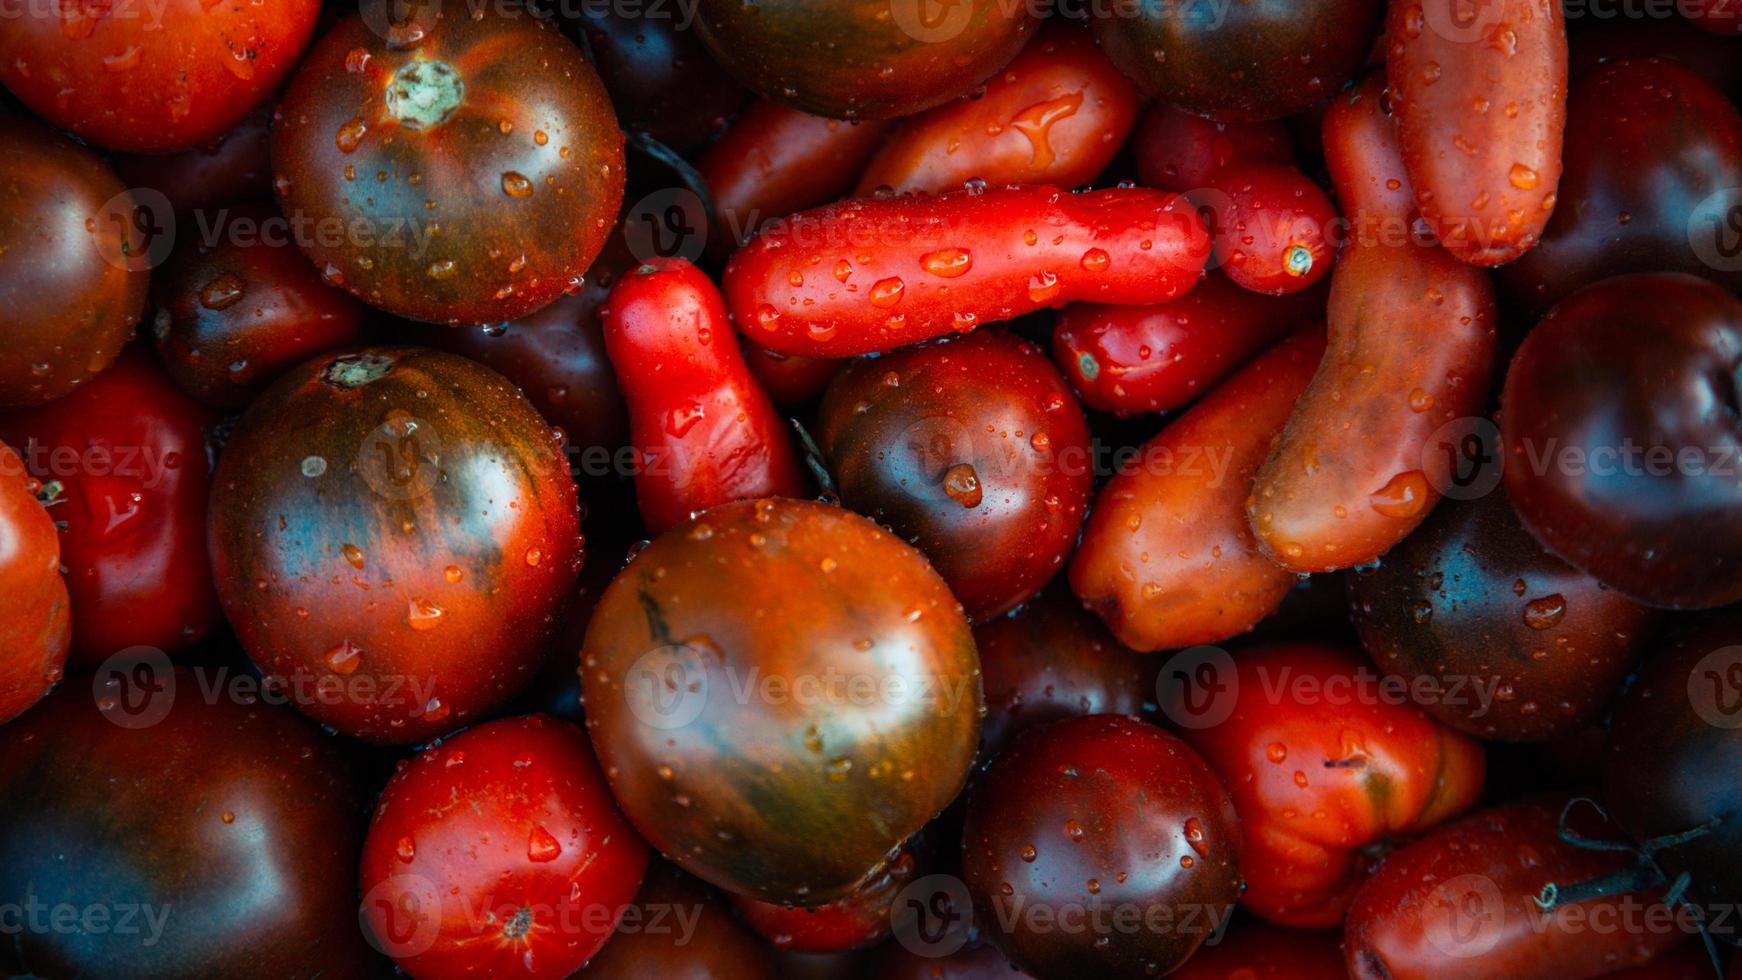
[1206,164,1338,295]
[0,441,69,726]
[1133,103,1295,195]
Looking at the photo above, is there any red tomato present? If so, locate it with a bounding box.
[740,343,843,410]
[577,863,777,978]
[1133,104,1295,194]
[854,25,1139,196]
[112,105,274,216]
[1206,164,1338,295]
[731,847,918,952]
[0,351,218,668]
[599,259,808,534]
[0,0,319,153]
[0,441,69,725]
[1323,70,1420,239]
[723,185,1211,358]
[360,715,650,979]
[1168,924,1346,979]
[1181,644,1486,927]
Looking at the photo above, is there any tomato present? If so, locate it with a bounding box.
[272,1,624,325]
[578,862,777,978]
[815,329,1091,621]
[1052,271,1324,415]
[359,715,649,979]
[1386,0,1567,266]
[1248,241,1497,573]
[1344,797,1688,980]
[0,0,318,153]
[962,714,1243,978]
[1501,273,1742,609]
[112,104,275,217]
[692,0,1039,119]
[723,185,1211,358]
[1206,164,1338,296]
[1504,59,1742,312]
[1601,941,1733,980]
[1167,924,1346,980]
[741,343,844,410]
[0,441,68,726]
[1070,327,1326,652]
[853,25,1140,196]
[1181,644,1486,927]
[1349,491,1655,742]
[974,589,1149,756]
[0,115,147,408]
[600,259,808,535]
[1322,70,1419,239]
[1569,17,1742,94]
[732,846,918,952]
[1680,0,1742,34]
[1092,0,1383,122]
[0,680,375,977]
[0,351,219,668]
[868,940,1027,979]
[151,203,369,409]
[572,4,745,153]
[208,347,582,743]
[580,498,981,906]
[1132,104,1295,195]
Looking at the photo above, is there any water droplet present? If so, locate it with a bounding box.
[324,640,364,676]
[920,248,973,278]
[341,543,365,569]
[869,277,906,308]
[335,117,367,153]
[1369,471,1429,519]
[501,171,534,198]
[407,598,445,631]
[1508,163,1539,190]
[1522,594,1566,631]
[199,273,246,310]
[942,463,982,508]
[527,826,561,862]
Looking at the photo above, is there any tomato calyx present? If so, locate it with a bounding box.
[385,60,465,130]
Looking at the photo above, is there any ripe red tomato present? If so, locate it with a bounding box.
[1322,70,1420,242]
[0,441,69,725]
[1133,104,1295,194]
[0,350,219,668]
[578,863,777,978]
[0,0,319,153]
[360,715,649,979]
[1207,164,1338,295]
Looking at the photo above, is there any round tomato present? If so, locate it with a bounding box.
[113,105,275,217]
[0,441,69,726]
[732,846,919,952]
[1207,164,1338,296]
[578,863,777,978]
[571,4,744,153]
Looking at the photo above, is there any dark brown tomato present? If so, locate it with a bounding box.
[962,715,1242,979]
[580,498,982,906]
[208,347,582,743]
[151,203,370,409]
[741,342,845,411]
[974,589,1148,756]
[1092,0,1384,122]
[0,115,147,408]
[272,0,624,324]
[578,863,777,979]
[1505,59,1742,311]
[1348,491,1656,741]
[571,4,745,153]
[816,330,1092,622]
[693,0,1040,119]
[0,680,375,978]
[112,104,275,217]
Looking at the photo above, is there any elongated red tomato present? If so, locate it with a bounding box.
[601,259,808,534]
[1386,0,1567,266]
[723,185,1210,357]
[1323,70,1420,239]
[1206,163,1338,295]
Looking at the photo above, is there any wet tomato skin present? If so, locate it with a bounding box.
[0,351,220,668]
[0,115,147,408]
[816,329,1092,621]
[731,847,918,952]
[112,104,275,216]
[1070,327,1327,652]
[580,498,982,907]
[1132,103,1295,195]
[854,25,1140,196]
[600,259,808,535]
[572,4,745,153]
[208,347,582,743]
[1501,273,1742,609]
[151,203,370,409]
[1167,924,1346,980]
[723,185,1211,358]
[1323,70,1419,234]
[740,342,844,410]
[359,714,650,979]
[962,714,1243,979]
[0,0,319,153]
[578,862,777,978]
[0,441,69,726]
[272,1,624,325]
[1206,164,1338,296]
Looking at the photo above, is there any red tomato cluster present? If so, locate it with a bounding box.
[3,3,1742,979]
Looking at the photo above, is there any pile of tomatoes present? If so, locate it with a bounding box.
[3,0,1742,977]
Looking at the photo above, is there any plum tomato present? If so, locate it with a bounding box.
[0,441,69,726]
[723,185,1211,358]
[571,4,745,153]
[207,347,582,743]
[1092,0,1383,122]
[359,714,649,979]
[1167,923,1346,980]
[1180,644,1486,927]
[151,203,370,409]
[1132,104,1295,196]
[1386,0,1567,266]
[731,845,919,952]
[579,498,982,906]
[1504,59,1742,312]
[0,0,319,153]
[974,589,1149,756]
[1070,327,1327,652]
[1052,270,1324,416]
[1349,491,1656,742]
[1501,273,1742,609]
[816,329,1092,621]
[961,714,1243,979]
[271,0,624,325]
[0,680,376,977]
[577,862,777,978]
[1344,797,1688,980]
[1205,164,1338,295]
[1322,70,1420,236]
[853,25,1140,196]
[0,115,147,408]
[0,351,220,668]
[692,0,1039,120]
[112,104,276,217]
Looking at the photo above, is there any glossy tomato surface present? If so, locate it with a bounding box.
[0,441,68,726]
[571,4,744,152]
[112,105,276,216]
[577,862,777,978]
[1132,104,1295,195]
[732,846,918,952]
